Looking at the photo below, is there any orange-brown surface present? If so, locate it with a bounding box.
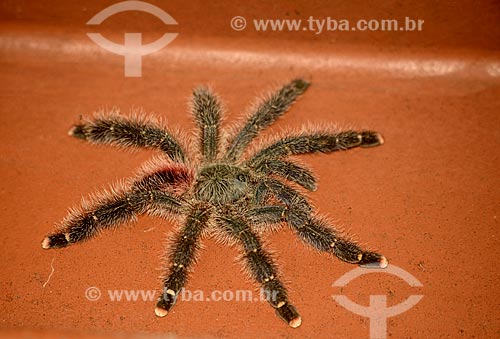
[1,1,499,338]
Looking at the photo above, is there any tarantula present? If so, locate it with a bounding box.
[41,79,387,328]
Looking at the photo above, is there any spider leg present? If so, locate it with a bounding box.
[224,79,310,162]
[248,130,384,167]
[219,216,301,328]
[69,113,186,162]
[294,216,387,267]
[155,204,211,316]
[249,179,387,268]
[41,171,184,249]
[192,87,222,162]
[247,205,286,225]
[251,158,317,191]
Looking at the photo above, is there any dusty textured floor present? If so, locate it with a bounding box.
[1,1,500,339]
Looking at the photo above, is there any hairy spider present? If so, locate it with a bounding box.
[41,79,387,328]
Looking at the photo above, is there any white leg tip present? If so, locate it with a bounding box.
[379,256,388,268]
[154,307,168,317]
[376,133,385,145]
[289,316,302,328]
[41,237,51,249]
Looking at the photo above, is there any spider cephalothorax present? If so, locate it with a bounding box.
[194,164,251,203]
[42,79,387,328]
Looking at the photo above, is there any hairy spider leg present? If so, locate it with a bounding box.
[252,158,317,191]
[247,130,384,168]
[224,79,310,162]
[191,87,222,162]
[219,215,302,328]
[70,114,186,162]
[155,204,211,316]
[41,170,184,249]
[248,179,387,268]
